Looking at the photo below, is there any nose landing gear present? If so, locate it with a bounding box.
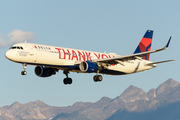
[21,63,27,75]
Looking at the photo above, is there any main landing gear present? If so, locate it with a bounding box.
[93,70,103,82]
[63,71,72,85]
[62,70,103,85]
[93,75,103,82]
[21,63,27,75]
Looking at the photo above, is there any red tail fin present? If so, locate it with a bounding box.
[133,30,153,60]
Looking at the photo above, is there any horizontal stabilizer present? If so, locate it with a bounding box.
[146,59,175,66]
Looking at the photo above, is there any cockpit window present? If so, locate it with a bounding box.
[10,46,23,50]
[11,47,16,49]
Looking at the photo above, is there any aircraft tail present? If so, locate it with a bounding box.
[134,30,153,60]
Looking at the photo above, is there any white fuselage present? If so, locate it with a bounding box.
[5,43,156,75]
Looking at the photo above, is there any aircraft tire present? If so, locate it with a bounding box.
[21,71,27,75]
[68,78,72,84]
[63,78,72,85]
[93,75,98,82]
[97,75,103,81]
[63,78,68,85]
[93,75,103,82]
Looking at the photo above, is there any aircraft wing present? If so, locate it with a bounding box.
[92,37,172,64]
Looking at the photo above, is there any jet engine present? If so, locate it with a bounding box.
[35,66,56,77]
[79,61,99,73]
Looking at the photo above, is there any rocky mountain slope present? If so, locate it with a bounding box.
[0,78,179,120]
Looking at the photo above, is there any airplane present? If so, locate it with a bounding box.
[5,30,174,85]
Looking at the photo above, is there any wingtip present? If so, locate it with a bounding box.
[165,36,172,48]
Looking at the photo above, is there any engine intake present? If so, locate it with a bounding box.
[35,66,56,77]
[79,61,99,73]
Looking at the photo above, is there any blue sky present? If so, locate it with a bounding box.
[0,0,179,107]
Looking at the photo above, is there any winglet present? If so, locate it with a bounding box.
[160,36,172,51]
[165,36,172,48]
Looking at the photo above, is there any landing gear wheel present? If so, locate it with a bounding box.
[93,75,98,82]
[21,63,27,75]
[68,78,72,84]
[21,71,27,75]
[63,78,68,85]
[97,75,103,81]
[63,70,73,85]
[93,75,103,82]
[63,78,73,85]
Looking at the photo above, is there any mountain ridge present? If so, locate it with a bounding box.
[0,78,179,120]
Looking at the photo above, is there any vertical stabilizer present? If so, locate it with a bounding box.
[134,30,153,60]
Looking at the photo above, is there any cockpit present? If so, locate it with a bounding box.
[9,46,23,50]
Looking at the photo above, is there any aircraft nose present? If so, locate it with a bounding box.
[5,50,14,60]
[5,50,11,59]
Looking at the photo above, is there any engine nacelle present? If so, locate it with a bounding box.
[79,61,99,73]
[35,66,56,77]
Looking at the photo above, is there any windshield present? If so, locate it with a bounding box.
[9,46,23,50]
